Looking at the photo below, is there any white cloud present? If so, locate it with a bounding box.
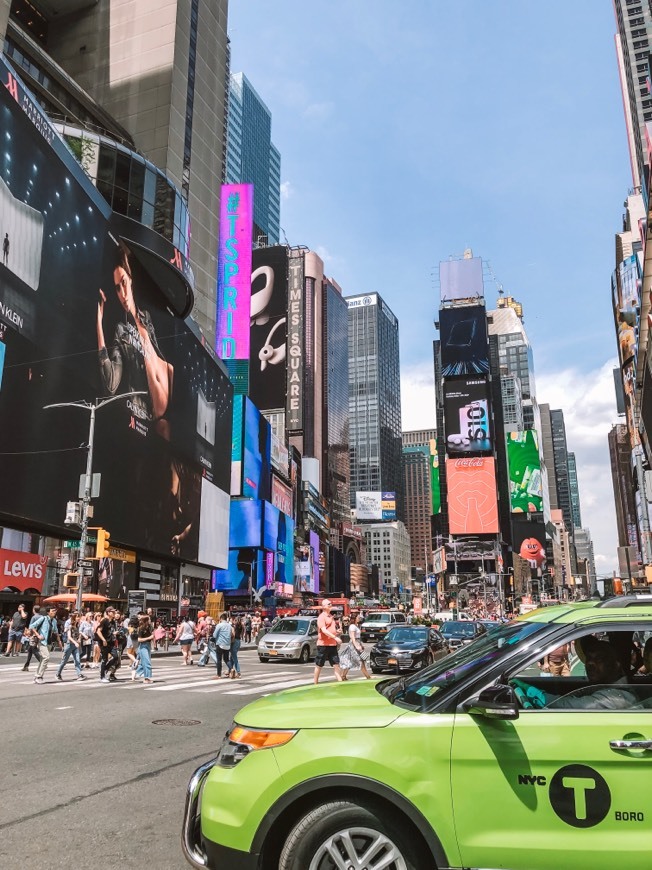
[401,362,436,431]
[280,180,293,201]
[536,358,620,576]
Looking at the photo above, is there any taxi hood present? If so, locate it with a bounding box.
[234,679,402,730]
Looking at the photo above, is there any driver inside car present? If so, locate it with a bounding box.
[512,642,638,711]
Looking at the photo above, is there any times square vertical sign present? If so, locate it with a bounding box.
[216,183,253,394]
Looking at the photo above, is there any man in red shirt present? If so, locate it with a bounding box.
[314,599,343,685]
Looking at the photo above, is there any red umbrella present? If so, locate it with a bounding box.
[42,593,108,604]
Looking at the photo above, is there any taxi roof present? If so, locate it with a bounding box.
[519,600,652,625]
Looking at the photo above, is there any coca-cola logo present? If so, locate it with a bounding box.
[454,457,485,468]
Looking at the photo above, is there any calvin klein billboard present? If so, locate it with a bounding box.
[249,246,288,412]
[0,58,231,567]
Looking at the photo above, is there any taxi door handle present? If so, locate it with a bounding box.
[610,739,652,750]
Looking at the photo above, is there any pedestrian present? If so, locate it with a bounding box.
[174,616,196,665]
[2,232,9,266]
[134,613,154,683]
[541,643,571,677]
[96,606,119,683]
[55,612,86,681]
[252,613,261,641]
[211,613,233,679]
[3,603,28,657]
[244,614,252,644]
[339,613,371,681]
[153,620,166,651]
[31,605,62,684]
[314,599,343,685]
[78,612,94,668]
[91,612,102,667]
[228,617,243,678]
[21,605,43,672]
[125,614,139,670]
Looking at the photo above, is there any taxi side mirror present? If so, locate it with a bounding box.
[464,684,519,721]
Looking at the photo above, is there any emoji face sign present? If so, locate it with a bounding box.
[520,537,546,567]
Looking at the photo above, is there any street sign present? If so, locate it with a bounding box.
[78,560,93,568]
[64,540,80,549]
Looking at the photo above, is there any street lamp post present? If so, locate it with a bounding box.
[45,392,146,613]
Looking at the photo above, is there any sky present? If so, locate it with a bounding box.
[227,0,631,576]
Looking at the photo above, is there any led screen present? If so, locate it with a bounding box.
[446,458,499,534]
[212,549,264,593]
[439,306,489,376]
[512,519,547,569]
[309,529,320,594]
[0,59,232,567]
[263,502,295,587]
[229,500,264,549]
[444,376,491,454]
[242,397,272,500]
[429,438,441,514]
[506,431,543,513]
[249,246,288,411]
[440,257,484,302]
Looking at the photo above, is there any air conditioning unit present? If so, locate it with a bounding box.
[62,572,79,589]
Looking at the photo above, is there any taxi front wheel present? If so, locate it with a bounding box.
[278,799,423,870]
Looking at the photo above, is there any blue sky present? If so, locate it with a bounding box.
[228,1,629,574]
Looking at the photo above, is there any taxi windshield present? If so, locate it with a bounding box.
[379,620,549,710]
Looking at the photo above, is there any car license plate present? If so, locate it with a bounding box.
[268,650,278,656]
[387,657,397,665]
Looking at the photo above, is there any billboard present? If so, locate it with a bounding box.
[439,306,489,376]
[229,500,264,548]
[242,398,272,501]
[506,430,543,513]
[215,183,253,393]
[440,257,484,302]
[286,251,305,430]
[263,503,295,587]
[429,438,441,514]
[446,458,499,534]
[309,529,320,594]
[612,254,640,368]
[0,58,231,568]
[355,491,396,521]
[271,431,289,477]
[212,549,264,593]
[249,246,288,412]
[444,376,491,454]
[271,475,293,517]
[512,519,547,569]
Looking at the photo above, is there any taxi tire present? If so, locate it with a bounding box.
[278,799,422,870]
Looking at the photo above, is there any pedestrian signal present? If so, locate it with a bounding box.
[95,528,111,559]
[63,572,79,589]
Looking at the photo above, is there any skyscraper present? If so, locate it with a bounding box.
[348,293,404,520]
[488,301,536,429]
[613,0,652,187]
[323,279,350,526]
[567,452,582,530]
[1,0,230,343]
[549,409,574,542]
[225,72,281,246]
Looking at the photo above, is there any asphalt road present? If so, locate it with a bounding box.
[0,648,332,869]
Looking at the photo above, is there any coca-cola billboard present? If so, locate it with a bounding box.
[446,457,499,535]
[0,548,48,593]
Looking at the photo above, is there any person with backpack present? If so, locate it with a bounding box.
[212,613,233,679]
[21,605,43,673]
[31,605,62,684]
[96,606,119,683]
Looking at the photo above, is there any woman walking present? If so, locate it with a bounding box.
[228,617,243,678]
[134,613,154,683]
[55,612,86,681]
[91,612,102,667]
[79,613,94,668]
[339,613,371,681]
[174,616,196,665]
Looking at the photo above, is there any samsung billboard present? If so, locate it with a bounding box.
[0,58,231,568]
[443,376,491,454]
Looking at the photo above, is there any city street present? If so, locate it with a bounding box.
[0,649,337,868]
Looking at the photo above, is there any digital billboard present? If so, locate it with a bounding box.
[444,376,491,454]
[0,57,232,568]
[355,491,396,521]
[271,475,293,517]
[506,430,543,513]
[309,529,320,594]
[215,183,253,394]
[612,254,640,368]
[440,257,484,302]
[249,246,288,412]
[242,397,272,501]
[446,458,499,534]
[229,500,264,548]
[429,438,441,514]
[512,519,547,569]
[287,251,305,431]
[263,503,295,587]
[439,306,489,376]
[212,549,264,593]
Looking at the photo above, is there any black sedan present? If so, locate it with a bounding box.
[370,625,450,674]
[439,619,487,650]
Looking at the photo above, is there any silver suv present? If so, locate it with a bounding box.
[360,610,407,642]
[257,616,318,663]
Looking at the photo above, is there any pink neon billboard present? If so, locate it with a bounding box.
[216,183,253,366]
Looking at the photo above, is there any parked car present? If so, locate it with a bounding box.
[183,598,652,870]
[370,625,450,673]
[257,617,318,663]
[360,610,406,642]
[440,619,487,650]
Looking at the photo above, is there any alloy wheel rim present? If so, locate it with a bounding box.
[308,826,408,870]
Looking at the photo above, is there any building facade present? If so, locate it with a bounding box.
[402,444,433,576]
[362,521,411,593]
[323,279,350,527]
[224,71,280,246]
[347,292,404,520]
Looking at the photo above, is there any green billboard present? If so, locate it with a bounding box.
[507,430,543,513]
[429,438,441,515]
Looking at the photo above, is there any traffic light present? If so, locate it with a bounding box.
[95,528,111,559]
[63,572,79,589]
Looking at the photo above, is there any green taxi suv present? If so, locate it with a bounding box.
[182,598,652,870]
